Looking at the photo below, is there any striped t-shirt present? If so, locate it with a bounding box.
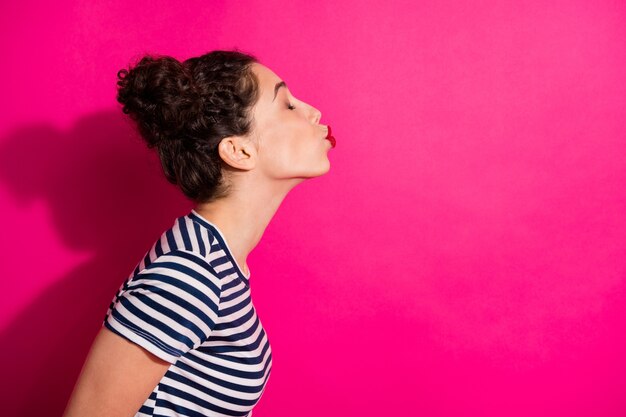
[103,209,272,416]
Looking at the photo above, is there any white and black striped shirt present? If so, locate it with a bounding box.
[103,209,272,416]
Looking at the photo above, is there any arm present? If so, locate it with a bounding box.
[62,326,171,417]
[64,249,222,416]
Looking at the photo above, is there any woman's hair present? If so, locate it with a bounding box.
[116,49,260,203]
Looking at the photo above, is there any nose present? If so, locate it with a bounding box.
[310,106,322,124]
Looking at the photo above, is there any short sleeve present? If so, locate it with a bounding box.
[104,249,222,364]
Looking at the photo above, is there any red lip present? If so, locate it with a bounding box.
[325,125,336,148]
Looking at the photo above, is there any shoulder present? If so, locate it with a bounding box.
[136,249,223,291]
[130,213,218,273]
[161,214,219,259]
[104,250,224,364]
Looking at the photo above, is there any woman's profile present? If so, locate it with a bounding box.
[62,49,335,417]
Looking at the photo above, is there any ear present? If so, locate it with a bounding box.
[217,135,256,170]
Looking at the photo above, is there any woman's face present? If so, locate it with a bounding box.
[247,63,332,180]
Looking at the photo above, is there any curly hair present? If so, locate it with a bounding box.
[116,49,260,203]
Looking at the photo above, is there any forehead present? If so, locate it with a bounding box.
[251,63,283,103]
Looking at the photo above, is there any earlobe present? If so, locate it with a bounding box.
[217,136,255,170]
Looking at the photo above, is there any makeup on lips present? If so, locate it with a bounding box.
[325,125,336,148]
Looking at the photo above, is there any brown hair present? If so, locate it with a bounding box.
[116,49,260,203]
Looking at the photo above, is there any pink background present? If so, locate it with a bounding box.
[1,1,625,416]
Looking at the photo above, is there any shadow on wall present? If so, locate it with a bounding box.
[0,111,191,416]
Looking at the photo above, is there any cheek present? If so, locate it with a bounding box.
[259,121,314,167]
[271,123,303,153]
[257,131,293,167]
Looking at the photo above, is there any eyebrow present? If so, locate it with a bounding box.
[272,81,287,102]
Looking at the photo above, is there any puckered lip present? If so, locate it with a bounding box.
[325,125,336,148]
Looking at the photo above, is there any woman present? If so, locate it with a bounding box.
[63,49,335,417]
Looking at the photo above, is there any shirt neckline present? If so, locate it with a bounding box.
[188,209,251,285]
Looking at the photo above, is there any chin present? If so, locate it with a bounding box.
[289,159,331,179]
[311,159,331,177]
[320,161,331,175]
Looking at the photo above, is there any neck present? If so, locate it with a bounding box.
[193,175,303,277]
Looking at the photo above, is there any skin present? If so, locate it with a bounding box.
[62,62,331,416]
[193,62,331,276]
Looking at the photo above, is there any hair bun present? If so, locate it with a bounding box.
[116,55,195,148]
[115,49,259,203]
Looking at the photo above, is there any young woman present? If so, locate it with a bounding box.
[63,50,335,417]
